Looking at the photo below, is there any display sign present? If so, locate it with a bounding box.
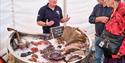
[50,26,64,38]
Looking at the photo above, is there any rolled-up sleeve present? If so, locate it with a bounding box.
[89,6,97,24]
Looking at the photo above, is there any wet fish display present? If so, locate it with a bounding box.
[8,26,91,63]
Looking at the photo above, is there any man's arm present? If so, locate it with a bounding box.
[58,7,70,23]
[89,6,97,24]
[89,6,109,24]
[37,21,46,26]
[37,20,55,27]
[60,15,70,23]
[37,7,46,26]
[95,16,109,23]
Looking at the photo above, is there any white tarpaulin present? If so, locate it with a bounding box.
[0,0,97,53]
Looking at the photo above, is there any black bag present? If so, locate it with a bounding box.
[97,30,124,54]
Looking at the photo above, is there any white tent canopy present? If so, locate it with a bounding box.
[0,0,98,54]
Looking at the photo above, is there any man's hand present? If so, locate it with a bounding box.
[61,15,70,23]
[46,20,55,26]
[64,15,70,22]
[96,16,109,23]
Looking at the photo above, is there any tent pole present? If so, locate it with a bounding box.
[11,0,15,28]
[63,0,67,26]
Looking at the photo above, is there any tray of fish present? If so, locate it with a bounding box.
[7,26,92,63]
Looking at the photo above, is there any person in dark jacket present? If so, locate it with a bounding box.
[89,0,112,63]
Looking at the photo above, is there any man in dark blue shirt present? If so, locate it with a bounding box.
[37,0,70,34]
[89,0,112,63]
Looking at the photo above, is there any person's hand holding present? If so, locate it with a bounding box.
[96,16,109,23]
[46,20,54,26]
